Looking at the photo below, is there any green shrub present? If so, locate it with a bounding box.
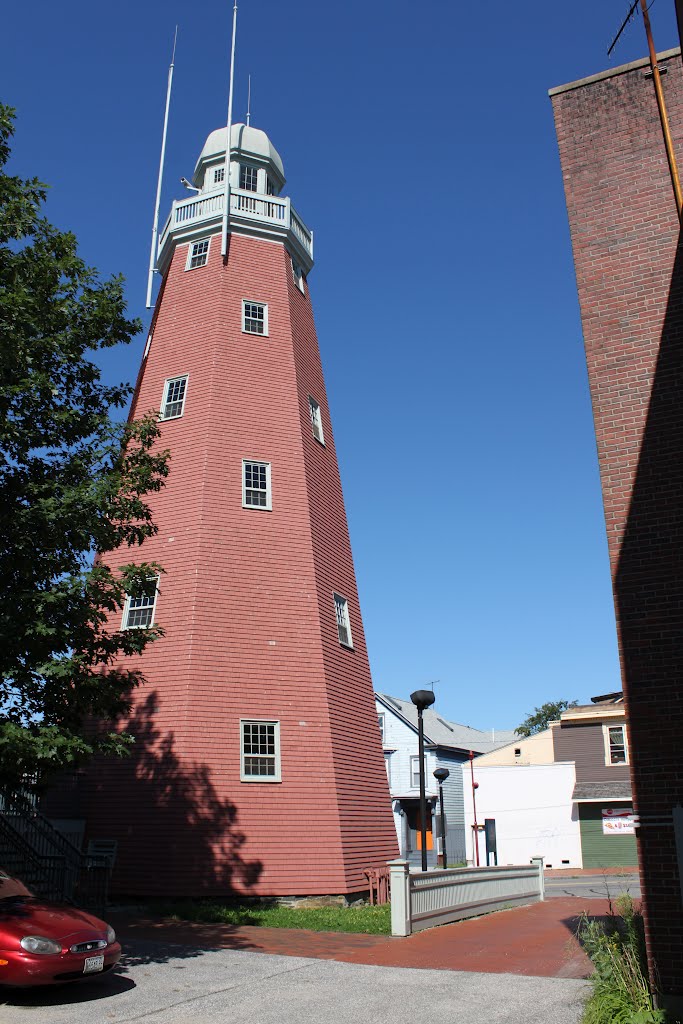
[578,895,666,1024]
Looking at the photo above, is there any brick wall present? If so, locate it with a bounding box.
[551,49,683,1006]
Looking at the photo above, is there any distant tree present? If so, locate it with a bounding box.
[515,700,578,737]
[0,104,169,790]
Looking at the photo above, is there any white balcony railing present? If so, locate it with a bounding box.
[157,187,313,267]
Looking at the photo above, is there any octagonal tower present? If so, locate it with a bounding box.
[82,123,398,898]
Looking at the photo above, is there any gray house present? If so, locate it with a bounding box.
[375,694,515,867]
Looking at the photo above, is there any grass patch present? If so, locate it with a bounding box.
[578,894,666,1023]
[149,900,392,935]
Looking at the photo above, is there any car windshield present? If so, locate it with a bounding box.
[0,870,33,900]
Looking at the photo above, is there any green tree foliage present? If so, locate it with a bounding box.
[515,699,578,737]
[0,104,169,789]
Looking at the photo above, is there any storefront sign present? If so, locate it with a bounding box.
[602,808,635,835]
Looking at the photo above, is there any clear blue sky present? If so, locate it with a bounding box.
[3,1,678,730]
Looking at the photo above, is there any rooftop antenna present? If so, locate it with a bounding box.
[221,0,238,258]
[146,26,177,309]
[246,74,251,126]
[427,680,440,693]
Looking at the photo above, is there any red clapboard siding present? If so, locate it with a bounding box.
[83,231,398,897]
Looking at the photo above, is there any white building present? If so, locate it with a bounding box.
[462,759,582,868]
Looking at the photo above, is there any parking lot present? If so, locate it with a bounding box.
[1,940,588,1024]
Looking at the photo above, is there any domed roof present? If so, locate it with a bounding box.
[193,123,285,185]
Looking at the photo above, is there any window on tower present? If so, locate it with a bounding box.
[239,164,258,191]
[160,375,188,420]
[122,574,160,630]
[266,176,276,196]
[291,258,305,294]
[187,238,210,270]
[308,396,325,445]
[240,720,281,781]
[243,460,272,510]
[242,301,268,335]
[214,166,225,184]
[334,593,353,648]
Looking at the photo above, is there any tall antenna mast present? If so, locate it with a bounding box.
[246,74,251,126]
[146,27,177,309]
[221,1,238,258]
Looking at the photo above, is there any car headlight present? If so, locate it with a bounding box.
[20,936,62,955]
[106,926,116,945]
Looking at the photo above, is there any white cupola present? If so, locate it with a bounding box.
[193,123,286,196]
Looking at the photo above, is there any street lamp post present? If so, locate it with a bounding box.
[433,767,450,869]
[410,689,436,872]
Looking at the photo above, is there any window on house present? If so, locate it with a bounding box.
[606,725,628,764]
[239,164,258,191]
[410,755,427,789]
[378,713,385,743]
[308,396,325,444]
[160,375,188,420]
[291,258,305,294]
[243,460,272,509]
[122,575,159,630]
[514,748,521,757]
[241,720,281,781]
[384,752,392,785]
[266,177,276,196]
[333,593,353,648]
[214,166,225,184]
[187,238,210,270]
[243,301,268,335]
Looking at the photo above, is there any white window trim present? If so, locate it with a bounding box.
[308,396,325,445]
[410,755,427,789]
[333,592,353,649]
[603,723,629,766]
[121,575,160,630]
[291,258,305,294]
[185,237,211,271]
[242,300,269,336]
[159,374,189,421]
[240,719,281,782]
[242,459,272,510]
[384,752,392,786]
[378,712,385,744]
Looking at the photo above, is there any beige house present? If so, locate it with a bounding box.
[473,727,554,766]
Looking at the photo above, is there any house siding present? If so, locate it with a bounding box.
[552,721,630,785]
[578,803,637,868]
[434,750,468,864]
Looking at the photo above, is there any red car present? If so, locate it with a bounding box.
[0,868,121,986]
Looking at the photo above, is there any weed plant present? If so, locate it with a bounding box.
[578,894,665,1024]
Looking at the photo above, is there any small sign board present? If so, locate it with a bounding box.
[602,808,635,835]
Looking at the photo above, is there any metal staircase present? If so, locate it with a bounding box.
[0,790,109,911]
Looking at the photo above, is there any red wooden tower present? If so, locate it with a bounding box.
[84,124,398,897]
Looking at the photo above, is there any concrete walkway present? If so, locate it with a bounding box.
[108,895,606,979]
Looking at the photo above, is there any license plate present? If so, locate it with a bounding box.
[83,955,105,974]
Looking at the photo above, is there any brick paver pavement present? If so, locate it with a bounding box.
[109,896,606,979]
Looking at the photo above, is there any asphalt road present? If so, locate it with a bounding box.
[1,940,589,1024]
[545,874,641,899]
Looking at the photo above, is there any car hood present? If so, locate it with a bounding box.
[0,897,110,946]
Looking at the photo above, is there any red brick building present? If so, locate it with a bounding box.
[551,48,683,1012]
[81,124,398,897]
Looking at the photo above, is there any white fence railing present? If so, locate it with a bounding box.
[158,188,313,259]
[389,859,544,936]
